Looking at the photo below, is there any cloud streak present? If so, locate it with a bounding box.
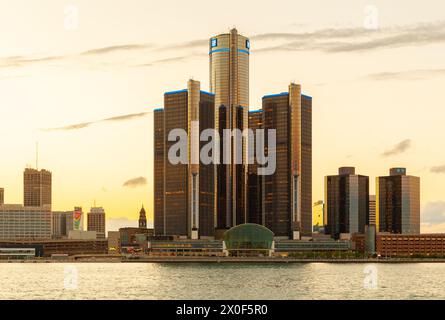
[366,69,445,81]
[42,111,151,132]
[431,165,445,174]
[0,55,66,69]
[81,44,152,56]
[122,176,147,188]
[381,139,412,157]
[2,21,445,70]
[252,21,445,53]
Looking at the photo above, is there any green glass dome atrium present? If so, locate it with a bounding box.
[223,223,274,256]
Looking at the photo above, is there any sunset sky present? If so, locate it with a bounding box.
[1,0,445,232]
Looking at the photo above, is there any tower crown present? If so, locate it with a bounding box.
[139,205,147,229]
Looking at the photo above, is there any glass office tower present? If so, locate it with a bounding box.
[247,110,263,225]
[210,28,250,233]
[376,168,420,234]
[153,80,216,238]
[262,83,312,239]
[154,108,165,235]
[325,167,369,240]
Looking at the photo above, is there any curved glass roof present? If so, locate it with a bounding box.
[224,223,274,250]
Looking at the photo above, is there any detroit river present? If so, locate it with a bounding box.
[1,262,444,299]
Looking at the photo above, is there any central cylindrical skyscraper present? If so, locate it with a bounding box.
[209,28,249,109]
[210,28,250,234]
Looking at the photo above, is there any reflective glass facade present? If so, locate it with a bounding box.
[153,81,216,238]
[247,110,263,225]
[300,94,312,237]
[210,29,249,231]
[376,168,420,234]
[325,167,369,239]
[198,92,216,237]
[164,91,189,236]
[263,94,292,237]
[154,109,165,235]
[261,84,312,238]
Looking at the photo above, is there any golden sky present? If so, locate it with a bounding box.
[1,0,445,232]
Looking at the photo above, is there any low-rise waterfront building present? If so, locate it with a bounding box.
[0,239,107,257]
[119,227,154,247]
[68,230,97,240]
[148,240,224,257]
[376,233,445,257]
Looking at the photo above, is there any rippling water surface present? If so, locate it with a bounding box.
[1,263,444,299]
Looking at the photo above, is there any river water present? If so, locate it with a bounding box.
[0,262,443,299]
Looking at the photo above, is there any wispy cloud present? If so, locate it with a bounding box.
[251,27,370,42]
[0,55,65,68]
[366,69,445,81]
[122,176,147,188]
[3,21,445,71]
[431,165,445,174]
[253,21,445,54]
[136,55,189,67]
[381,139,412,157]
[42,111,151,132]
[81,44,152,56]
[154,39,208,52]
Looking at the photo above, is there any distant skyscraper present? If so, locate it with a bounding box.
[262,84,312,239]
[0,188,3,205]
[376,168,420,234]
[87,207,106,239]
[325,167,369,239]
[210,28,250,232]
[52,211,68,238]
[139,205,147,229]
[71,207,84,231]
[154,80,216,239]
[247,110,263,225]
[313,200,324,233]
[369,195,376,226]
[23,168,52,207]
[52,208,83,238]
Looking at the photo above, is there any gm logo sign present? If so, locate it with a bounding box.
[246,39,250,49]
[211,38,218,48]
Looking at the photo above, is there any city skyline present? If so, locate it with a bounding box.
[1,0,445,232]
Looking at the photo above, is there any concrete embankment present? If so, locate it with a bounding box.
[3,256,445,263]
